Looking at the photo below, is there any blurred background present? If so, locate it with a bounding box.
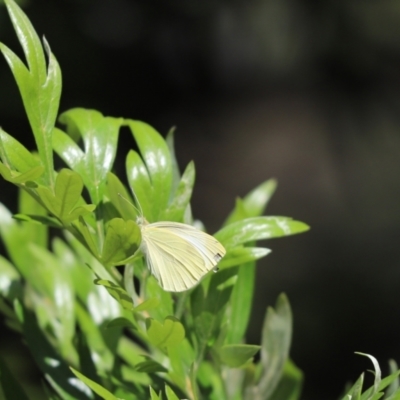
[2,0,400,399]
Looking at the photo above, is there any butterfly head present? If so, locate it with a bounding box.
[136,216,149,227]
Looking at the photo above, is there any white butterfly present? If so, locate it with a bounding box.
[137,216,226,292]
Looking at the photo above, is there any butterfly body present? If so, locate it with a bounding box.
[138,217,226,292]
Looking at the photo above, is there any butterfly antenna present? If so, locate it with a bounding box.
[130,187,144,217]
[117,192,142,217]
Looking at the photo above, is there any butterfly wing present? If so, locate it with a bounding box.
[140,222,226,292]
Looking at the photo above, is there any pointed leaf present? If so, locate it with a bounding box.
[165,385,180,400]
[218,344,260,368]
[268,359,303,400]
[106,172,137,221]
[13,213,63,228]
[125,120,172,222]
[247,293,293,399]
[218,247,271,268]
[0,128,43,181]
[356,353,381,399]
[162,161,195,222]
[341,374,365,400]
[165,128,180,195]
[215,217,310,249]
[150,386,161,400]
[225,179,277,225]
[70,368,120,400]
[56,109,122,204]
[1,0,61,187]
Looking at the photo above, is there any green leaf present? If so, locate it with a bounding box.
[134,297,160,312]
[162,160,195,222]
[101,218,140,266]
[354,355,400,400]
[0,356,30,400]
[218,247,271,269]
[268,359,303,400]
[341,374,364,400]
[224,179,277,225]
[13,213,63,228]
[225,262,255,345]
[125,119,172,222]
[218,344,260,368]
[134,358,168,373]
[386,360,400,398]
[145,272,174,321]
[222,181,278,346]
[165,385,180,400]
[1,0,61,187]
[193,271,234,346]
[167,339,196,391]
[106,317,136,330]
[197,361,225,400]
[18,186,48,247]
[246,293,293,399]
[150,386,161,400]
[146,316,185,348]
[0,162,44,185]
[106,172,137,221]
[74,302,120,373]
[70,367,120,400]
[357,353,381,400]
[28,245,76,359]
[0,128,44,184]
[36,169,95,224]
[215,217,310,249]
[165,128,180,196]
[18,306,92,400]
[75,331,100,393]
[71,216,100,258]
[0,255,20,300]
[55,109,122,204]
[0,204,76,357]
[94,279,135,311]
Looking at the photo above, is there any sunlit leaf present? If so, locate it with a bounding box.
[215,217,310,249]
[125,119,172,222]
[70,367,120,400]
[1,0,61,187]
[218,247,271,269]
[55,109,122,204]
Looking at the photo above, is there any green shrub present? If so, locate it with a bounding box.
[0,1,398,399]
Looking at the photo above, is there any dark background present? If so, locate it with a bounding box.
[2,0,400,399]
